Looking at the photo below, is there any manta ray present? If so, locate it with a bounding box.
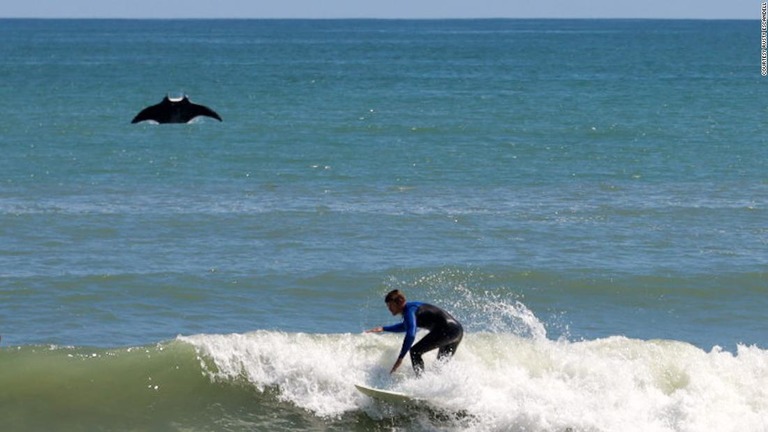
[131,95,222,124]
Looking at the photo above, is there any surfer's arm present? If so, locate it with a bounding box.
[382,323,406,332]
[364,323,410,373]
[365,321,407,333]
[394,305,418,359]
[390,357,404,374]
[389,308,417,373]
[365,322,405,333]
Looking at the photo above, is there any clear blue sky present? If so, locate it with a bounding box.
[0,0,757,19]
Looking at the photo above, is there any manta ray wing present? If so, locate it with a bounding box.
[184,101,223,122]
[131,97,174,123]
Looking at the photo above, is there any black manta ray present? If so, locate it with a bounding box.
[131,95,222,124]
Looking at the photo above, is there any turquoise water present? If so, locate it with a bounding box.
[0,19,766,431]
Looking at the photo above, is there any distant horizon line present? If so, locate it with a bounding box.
[0,16,755,21]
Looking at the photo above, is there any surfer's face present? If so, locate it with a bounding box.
[386,299,404,315]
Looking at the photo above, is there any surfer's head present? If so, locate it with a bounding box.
[385,289,406,315]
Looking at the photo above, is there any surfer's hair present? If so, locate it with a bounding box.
[385,289,405,304]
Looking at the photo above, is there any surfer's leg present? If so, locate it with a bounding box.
[409,350,426,376]
[410,331,444,375]
[436,324,463,361]
[410,326,463,375]
[437,341,459,360]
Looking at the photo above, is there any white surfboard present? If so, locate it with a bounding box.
[354,383,422,405]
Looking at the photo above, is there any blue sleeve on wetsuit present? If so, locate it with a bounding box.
[382,322,405,332]
[382,302,421,359]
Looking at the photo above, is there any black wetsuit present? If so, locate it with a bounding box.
[383,302,463,375]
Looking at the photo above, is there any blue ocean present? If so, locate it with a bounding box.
[0,19,766,431]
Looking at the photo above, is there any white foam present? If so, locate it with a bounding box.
[179,325,768,431]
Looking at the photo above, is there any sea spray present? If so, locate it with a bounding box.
[383,267,550,338]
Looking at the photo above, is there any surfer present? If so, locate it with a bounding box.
[366,289,463,376]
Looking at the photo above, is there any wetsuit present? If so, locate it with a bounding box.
[383,302,463,375]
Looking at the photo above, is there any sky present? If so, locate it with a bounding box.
[0,0,758,20]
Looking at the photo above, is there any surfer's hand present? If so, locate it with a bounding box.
[365,327,384,333]
[390,358,403,374]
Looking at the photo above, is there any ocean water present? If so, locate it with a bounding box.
[0,18,766,431]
